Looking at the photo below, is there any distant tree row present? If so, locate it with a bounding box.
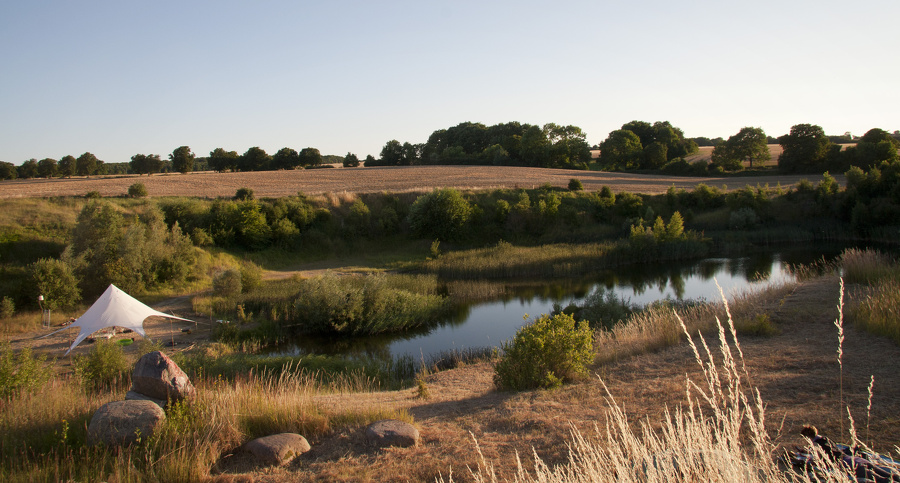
[598,121,699,170]
[366,121,593,170]
[206,146,323,173]
[0,153,106,180]
[778,125,899,174]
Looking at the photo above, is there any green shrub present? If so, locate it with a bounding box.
[0,297,13,319]
[73,339,130,391]
[213,269,242,297]
[568,178,584,191]
[0,343,52,398]
[30,258,81,310]
[84,190,102,199]
[736,313,780,336]
[494,313,594,391]
[289,273,448,336]
[127,182,148,198]
[234,187,254,201]
[407,188,472,241]
[239,262,262,293]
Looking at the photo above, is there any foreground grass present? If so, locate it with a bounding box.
[0,365,410,482]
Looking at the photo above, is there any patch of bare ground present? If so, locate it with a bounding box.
[0,165,837,199]
[203,275,898,482]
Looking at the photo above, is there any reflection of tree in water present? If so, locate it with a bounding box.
[744,253,775,281]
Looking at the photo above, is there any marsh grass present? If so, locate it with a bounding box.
[852,279,900,345]
[840,248,898,284]
[424,239,708,280]
[594,282,794,365]
[840,248,900,345]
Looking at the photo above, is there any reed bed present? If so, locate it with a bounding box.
[840,248,898,285]
[424,239,709,280]
[852,280,900,345]
[593,282,791,365]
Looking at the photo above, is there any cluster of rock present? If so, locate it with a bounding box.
[84,351,420,467]
[87,351,194,446]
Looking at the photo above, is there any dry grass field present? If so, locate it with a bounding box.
[0,164,833,199]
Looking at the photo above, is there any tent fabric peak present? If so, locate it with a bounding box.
[44,284,193,355]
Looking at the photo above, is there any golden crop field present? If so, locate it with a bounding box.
[0,164,831,199]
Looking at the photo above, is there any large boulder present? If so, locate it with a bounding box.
[125,390,166,408]
[87,400,166,447]
[245,433,311,466]
[365,419,419,448]
[131,351,195,402]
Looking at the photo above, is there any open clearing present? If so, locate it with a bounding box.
[0,165,833,199]
[9,277,899,482]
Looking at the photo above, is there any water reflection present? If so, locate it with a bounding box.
[274,246,856,361]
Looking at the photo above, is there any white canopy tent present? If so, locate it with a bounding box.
[43,284,194,355]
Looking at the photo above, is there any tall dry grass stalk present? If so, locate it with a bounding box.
[835,277,845,437]
[447,293,788,483]
[867,375,875,446]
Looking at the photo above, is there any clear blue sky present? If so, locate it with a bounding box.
[2,1,898,164]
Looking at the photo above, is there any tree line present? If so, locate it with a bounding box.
[3,122,898,180]
[366,121,593,170]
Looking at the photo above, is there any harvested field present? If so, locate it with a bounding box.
[0,165,835,199]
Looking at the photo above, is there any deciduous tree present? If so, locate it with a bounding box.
[239,147,271,171]
[0,161,17,180]
[342,152,360,167]
[58,155,76,177]
[712,127,770,170]
[130,153,164,175]
[298,147,322,168]
[272,147,301,170]
[778,124,833,173]
[208,148,239,172]
[598,130,642,170]
[19,159,39,178]
[169,146,195,174]
[37,158,58,178]
[75,152,101,176]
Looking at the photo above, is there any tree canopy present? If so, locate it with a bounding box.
[75,152,102,176]
[130,153,164,175]
[209,148,239,172]
[778,124,834,173]
[272,148,301,170]
[711,127,770,170]
[170,146,195,174]
[597,120,698,170]
[298,147,323,168]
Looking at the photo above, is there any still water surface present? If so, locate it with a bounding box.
[281,248,844,361]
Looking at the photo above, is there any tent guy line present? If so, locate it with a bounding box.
[39,284,195,355]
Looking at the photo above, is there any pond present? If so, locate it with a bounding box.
[278,246,849,362]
